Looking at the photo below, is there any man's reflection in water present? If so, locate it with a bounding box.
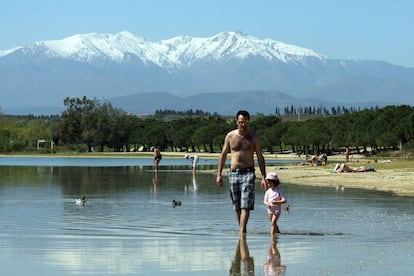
[230,234,254,275]
[264,236,286,276]
[152,171,159,193]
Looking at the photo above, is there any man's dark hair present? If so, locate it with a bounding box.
[236,110,250,120]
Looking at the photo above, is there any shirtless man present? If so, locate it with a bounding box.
[216,110,267,234]
[153,147,162,172]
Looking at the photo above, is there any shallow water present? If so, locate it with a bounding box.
[0,159,413,275]
[0,156,296,167]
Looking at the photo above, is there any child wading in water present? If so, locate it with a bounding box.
[264,172,287,234]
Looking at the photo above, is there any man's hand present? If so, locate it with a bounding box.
[216,175,223,186]
[261,176,267,189]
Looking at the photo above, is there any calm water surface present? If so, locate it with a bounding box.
[0,157,413,275]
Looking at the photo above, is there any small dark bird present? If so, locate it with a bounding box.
[172,200,182,207]
[283,204,290,214]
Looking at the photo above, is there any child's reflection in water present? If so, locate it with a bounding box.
[264,236,286,276]
[229,234,254,275]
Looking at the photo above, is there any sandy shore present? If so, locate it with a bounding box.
[259,154,414,197]
[264,162,414,197]
[183,151,414,197]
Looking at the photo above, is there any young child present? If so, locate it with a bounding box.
[263,172,287,234]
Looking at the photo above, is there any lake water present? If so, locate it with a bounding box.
[0,157,413,275]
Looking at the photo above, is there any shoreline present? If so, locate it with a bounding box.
[1,152,413,197]
[262,162,414,197]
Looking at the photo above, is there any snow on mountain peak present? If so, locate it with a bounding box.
[41,32,143,63]
[0,46,22,58]
[2,31,326,67]
[155,31,325,65]
[210,31,324,61]
[43,33,121,61]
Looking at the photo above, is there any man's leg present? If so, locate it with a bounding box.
[239,209,250,233]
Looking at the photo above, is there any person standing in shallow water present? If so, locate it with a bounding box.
[153,147,162,172]
[263,172,287,234]
[216,110,267,234]
[185,154,199,172]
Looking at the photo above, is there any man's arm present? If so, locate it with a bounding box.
[254,136,267,189]
[216,134,230,186]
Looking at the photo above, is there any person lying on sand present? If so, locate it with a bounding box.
[332,163,376,173]
[309,153,326,165]
[293,153,328,166]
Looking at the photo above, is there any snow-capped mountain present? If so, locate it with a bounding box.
[153,31,325,66]
[2,31,325,67]
[0,31,413,115]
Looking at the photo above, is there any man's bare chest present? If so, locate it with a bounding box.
[230,135,254,152]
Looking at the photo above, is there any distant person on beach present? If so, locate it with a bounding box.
[263,173,287,234]
[332,163,376,173]
[345,146,351,162]
[309,152,327,166]
[216,110,267,234]
[185,154,199,172]
[293,152,326,166]
[322,152,328,164]
[153,147,162,171]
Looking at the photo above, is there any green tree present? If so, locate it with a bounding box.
[281,121,304,153]
[251,115,283,153]
[58,97,96,151]
[166,117,200,152]
[0,128,11,151]
[141,118,168,150]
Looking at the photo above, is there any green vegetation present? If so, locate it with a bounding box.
[0,97,413,157]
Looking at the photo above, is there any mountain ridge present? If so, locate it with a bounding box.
[1,31,325,66]
[0,31,413,115]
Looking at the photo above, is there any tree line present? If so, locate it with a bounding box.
[279,105,379,117]
[1,96,413,155]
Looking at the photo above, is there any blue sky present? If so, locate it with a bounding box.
[1,0,413,67]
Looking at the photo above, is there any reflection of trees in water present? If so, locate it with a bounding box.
[3,165,217,197]
[53,166,147,196]
[0,166,56,186]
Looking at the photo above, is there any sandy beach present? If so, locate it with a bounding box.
[265,160,414,197]
[260,153,414,197]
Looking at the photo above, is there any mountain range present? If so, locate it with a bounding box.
[1,31,413,115]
